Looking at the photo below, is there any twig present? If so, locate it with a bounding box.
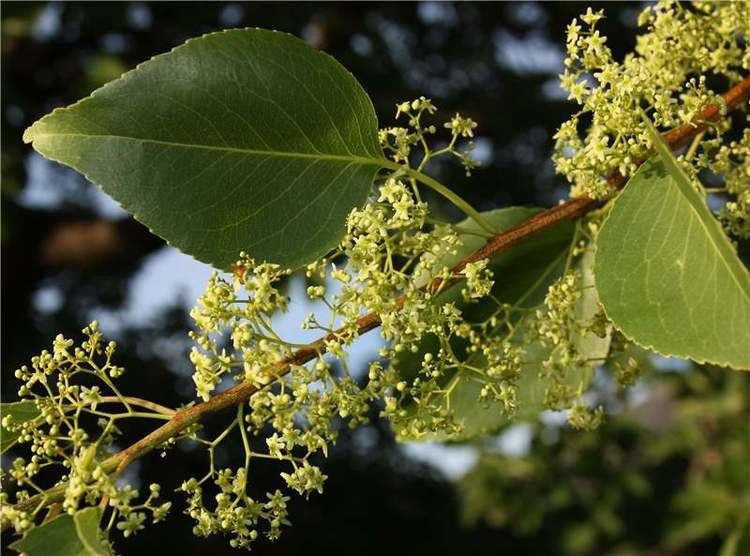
[4,76,748,528]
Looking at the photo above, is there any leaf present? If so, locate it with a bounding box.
[1,400,41,454]
[23,29,386,270]
[396,208,609,442]
[9,508,110,556]
[573,246,613,366]
[594,156,750,370]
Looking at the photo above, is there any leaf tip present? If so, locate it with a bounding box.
[22,123,37,145]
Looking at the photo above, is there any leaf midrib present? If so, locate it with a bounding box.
[26,132,392,168]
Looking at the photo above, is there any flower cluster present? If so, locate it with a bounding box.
[380,95,479,175]
[554,2,748,202]
[180,474,291,549]
[0,323,171,539]
[536,272,581,351]
[461,260,494,300]
[532,262,610,422]
[567,403,605,431]
[189,258,291,400]
[714,128,750,239]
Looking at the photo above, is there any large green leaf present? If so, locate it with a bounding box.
[1,400,41,454]
[396,208,610,442]
[23,29,385,270]
[594,155,750,370]
[9,508,110,556]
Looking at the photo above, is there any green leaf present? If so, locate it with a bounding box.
[594,156,750,370]
[23,29,386,270]
[1,400,41,454]
[9,508,110,556]
[396,208,610,442]
[573,246,613,367]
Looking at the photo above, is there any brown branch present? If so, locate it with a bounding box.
[4,76,749,527]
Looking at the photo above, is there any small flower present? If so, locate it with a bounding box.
[395,101,411,118]
[281,462,327,496]
[117,512,146,538]
[80,386,102,410]
[306,285,326,299]
[580,7,604,26]
[52,334,74,361]
[444,113,477,138]
[461,259,493,300]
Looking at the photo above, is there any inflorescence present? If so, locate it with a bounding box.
[554,2,749,240]
[1,323,172,544]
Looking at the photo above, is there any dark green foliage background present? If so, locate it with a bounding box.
[2,3,747,555]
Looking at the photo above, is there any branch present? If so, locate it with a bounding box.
[4,76,749,526]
